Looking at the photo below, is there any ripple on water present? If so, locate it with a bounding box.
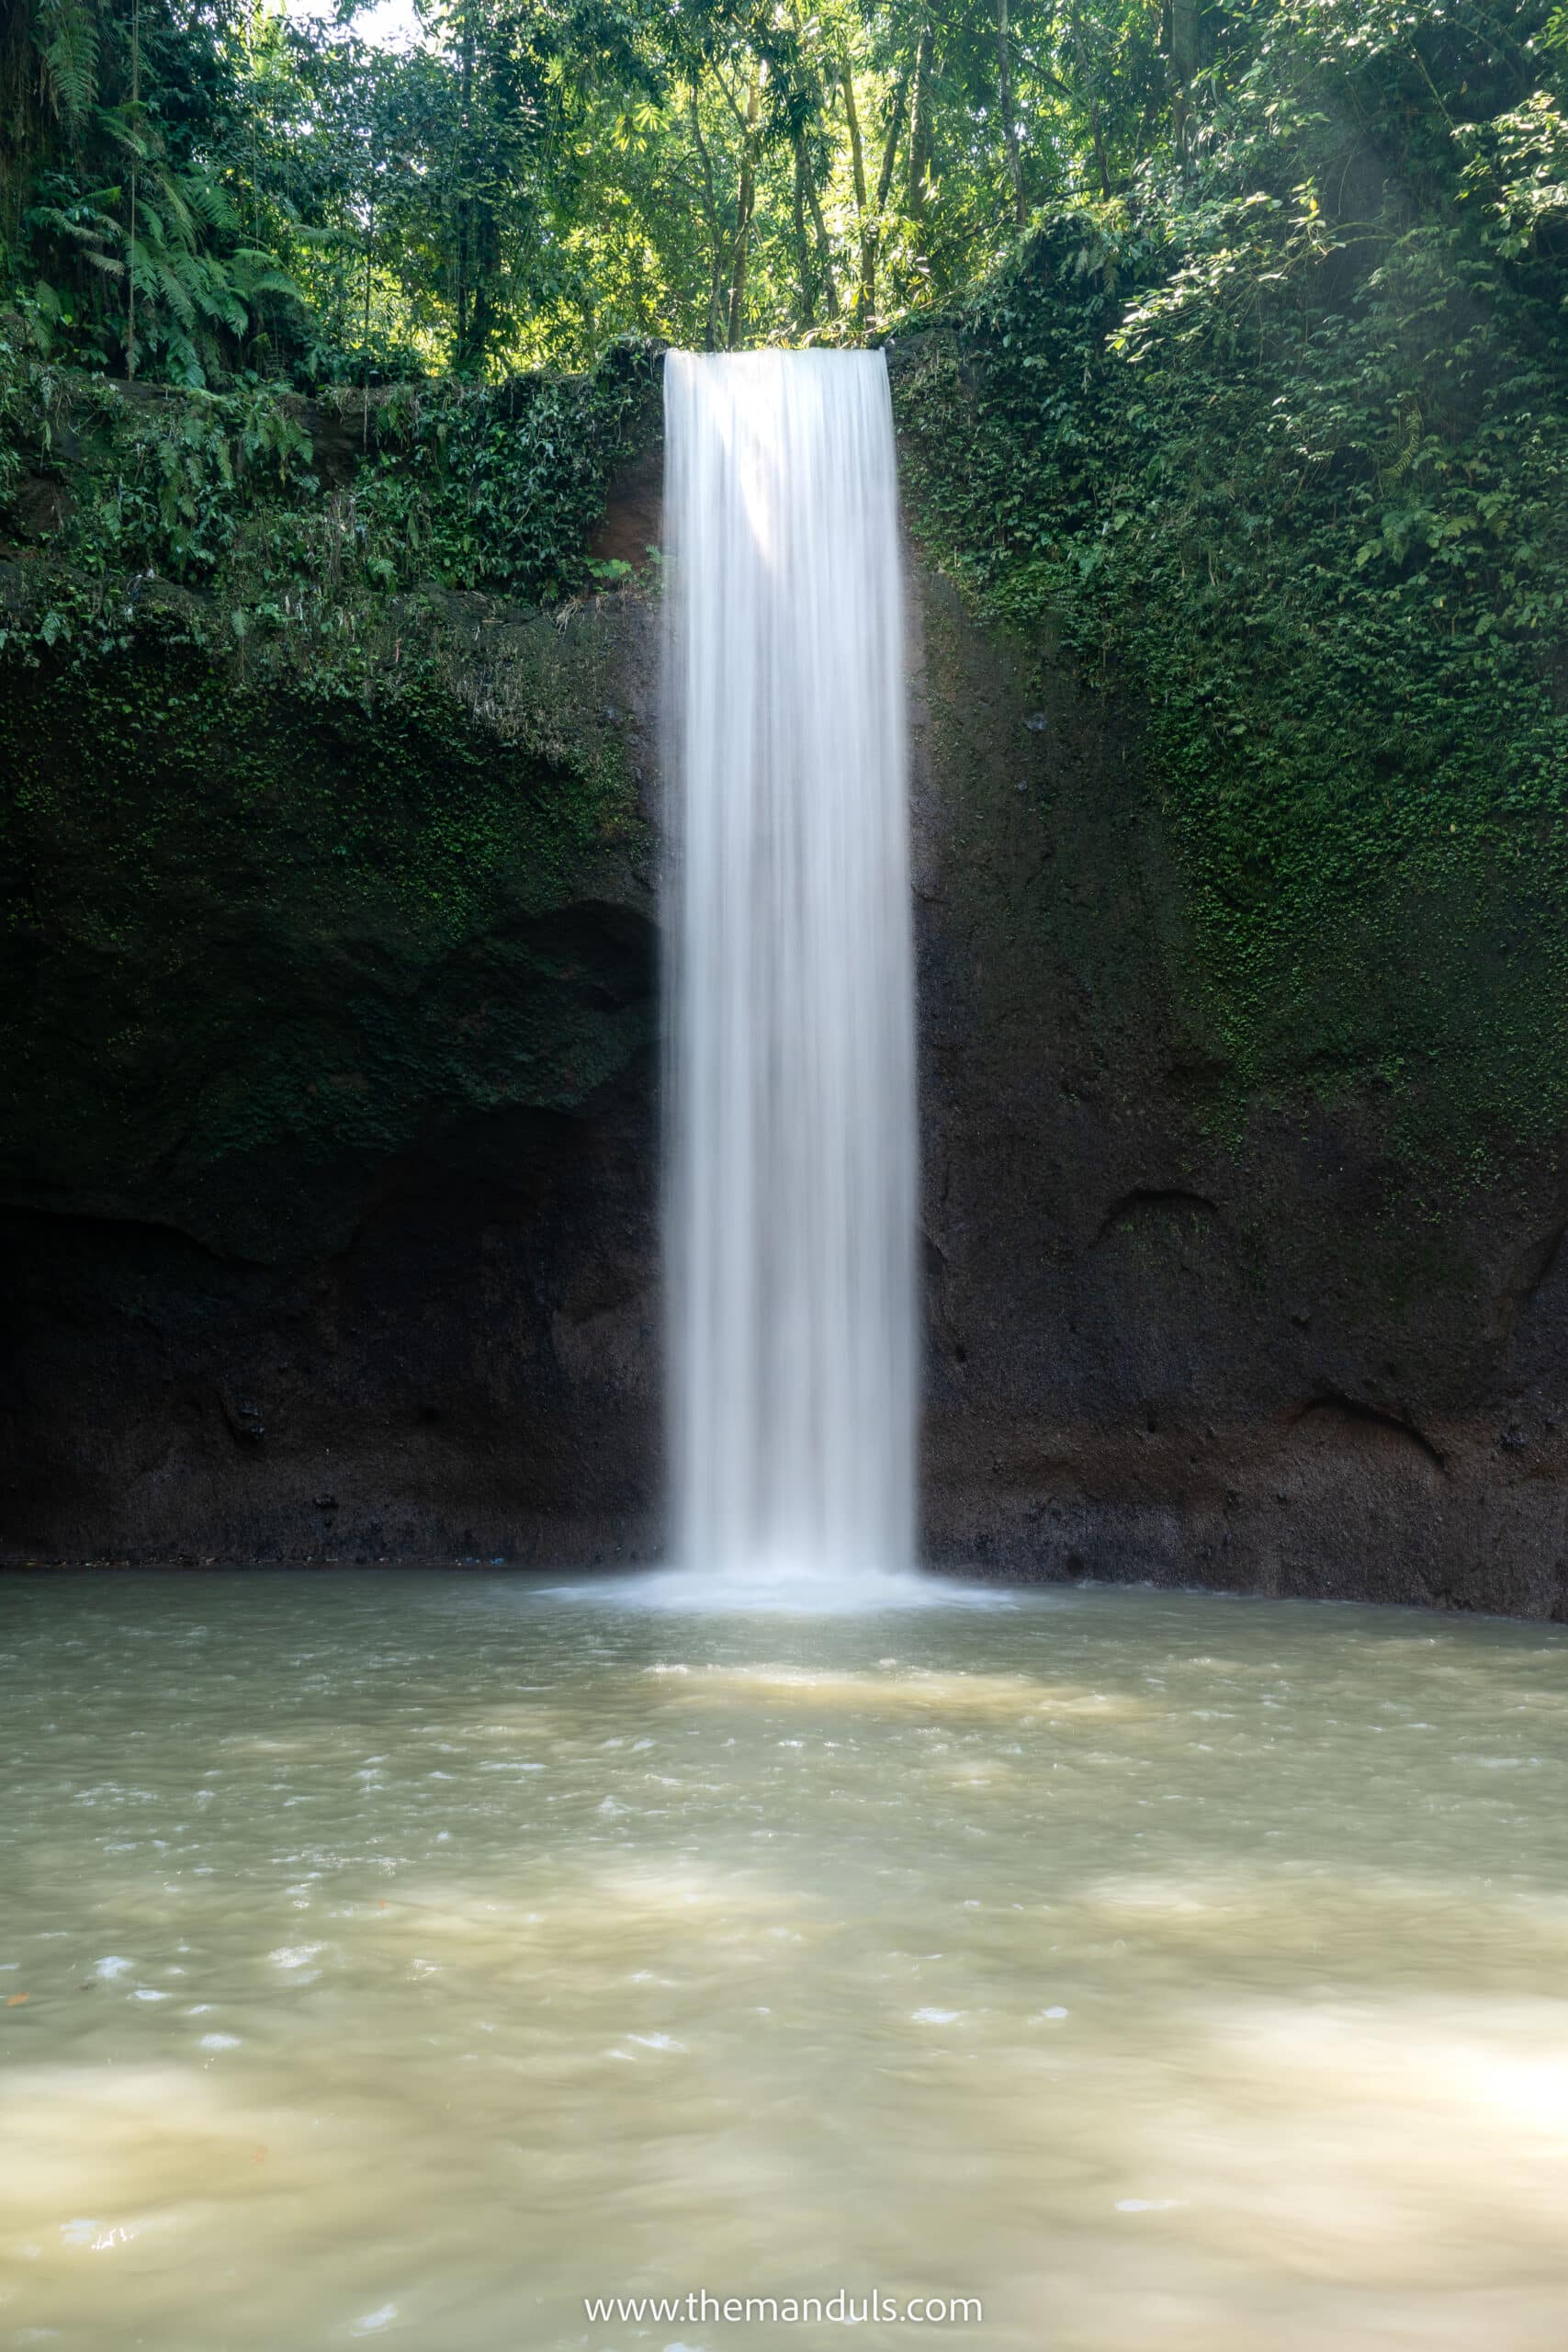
[3,1574,1568,2351]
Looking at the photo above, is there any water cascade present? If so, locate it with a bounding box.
[662,350,917,1589]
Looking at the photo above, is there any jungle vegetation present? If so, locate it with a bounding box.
[0,1,1559,382]
[2,0,1567,1171]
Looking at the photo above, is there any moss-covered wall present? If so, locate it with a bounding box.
[909,560,1568,1619]
[1,592,652,1260]
[0,361,667,1561]
[887,214,1568,1197]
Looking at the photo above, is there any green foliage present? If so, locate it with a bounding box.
[348,337,660,597]
[9,0,1558,382]
[2,0,1219,377]
[35,0,101,130]
[894,141,1568,1169]
[0,326,660,639]
[5,0,310,382]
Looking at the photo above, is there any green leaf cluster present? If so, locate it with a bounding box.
[894,149,1568,1174]
[0,327,660,668]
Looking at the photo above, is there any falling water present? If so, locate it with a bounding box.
[662,349,917,1589]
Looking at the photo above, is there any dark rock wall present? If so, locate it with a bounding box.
[5,501,1567,1612]
[0,1088,656,1565]
[0,595,663,1566]
[911,571,1568,1617]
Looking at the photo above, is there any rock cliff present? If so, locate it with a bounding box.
[4,431,1566,1614]
[0,587,662,1564]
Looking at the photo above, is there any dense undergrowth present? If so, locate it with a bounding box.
[0,330,661,688]
[891,28,1568,1179]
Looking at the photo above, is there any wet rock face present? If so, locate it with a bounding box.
[5,519,1568,1613]
[0,594,664,1567]
[0,1083,658,1566]
[910,571,1568,1619]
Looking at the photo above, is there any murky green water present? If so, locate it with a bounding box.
[3,1573,1568,2351]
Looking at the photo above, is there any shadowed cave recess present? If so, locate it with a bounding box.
[4,368,1568,1619]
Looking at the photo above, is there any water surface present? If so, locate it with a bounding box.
[3,1573,1567,2349]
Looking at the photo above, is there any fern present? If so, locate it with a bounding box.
[35,0,101,134]
[147,256,197,331]
[27,199,118,249]
[96,104,150,166]
[12,0,322,385]
[181,175,239,237]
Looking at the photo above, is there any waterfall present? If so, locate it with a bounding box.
[662,350,917,1588]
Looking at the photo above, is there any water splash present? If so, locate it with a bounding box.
[662,350,918,1600]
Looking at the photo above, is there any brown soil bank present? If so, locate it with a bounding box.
[3,530,1566,1615]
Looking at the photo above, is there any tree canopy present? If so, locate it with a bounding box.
[2,0,1558,383]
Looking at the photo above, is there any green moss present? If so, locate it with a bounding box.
[0,598,653,1259]
[0,338,666,1260]
[891,212,1568,1190]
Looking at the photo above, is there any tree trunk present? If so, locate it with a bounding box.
[837,41,872,322]
[863,55,914,323]
[688,89,727,351]
[726,71,760,349]
[362,196,374,447]
[455,1,473,366]
[1066,6,1114,198]
[805,172,840,322]
[127,0,141,377]
[907,16,935,237]
[996,0,1026,228]
[792,135,816,327]
[1165,0,1204,157]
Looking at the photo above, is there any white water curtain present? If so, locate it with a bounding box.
[662,349,917,1584]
